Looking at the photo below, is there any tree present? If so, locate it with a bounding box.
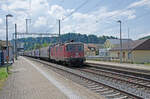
[13,33,117,51]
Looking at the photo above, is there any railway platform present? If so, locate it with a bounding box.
[86,60,150,71]
[0,56,105,99]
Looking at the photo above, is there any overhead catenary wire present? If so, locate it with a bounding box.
[96,9,150,34]
[62,0,90,21]
[45,20,58,33]
[46,0,90,33]
[42,0,150,37]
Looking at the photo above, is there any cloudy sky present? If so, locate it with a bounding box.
[0,0,150,40]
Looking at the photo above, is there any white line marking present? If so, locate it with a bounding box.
[22,57,81,99]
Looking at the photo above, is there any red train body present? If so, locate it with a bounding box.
[24,42,85,66]
[50,42,85,65]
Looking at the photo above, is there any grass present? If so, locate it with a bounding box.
[143,63,150,66]
[0,67,8,79]
[0,66,11,89]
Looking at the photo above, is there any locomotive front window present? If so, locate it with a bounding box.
[67,45,75,51]
[78,45,83,51]
[67,44,83,51]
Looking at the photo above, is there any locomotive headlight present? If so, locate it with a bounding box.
[76,53,79,56]
[75,53,79,58]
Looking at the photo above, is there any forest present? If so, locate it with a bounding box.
[15,33,117,50]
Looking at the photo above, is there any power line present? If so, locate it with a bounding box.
[96,9,150,32]
[46,0,90,32]
[63,0,90,21]
[45,20,58,33]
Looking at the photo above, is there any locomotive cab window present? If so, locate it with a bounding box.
[66,44,74,51]
[66,44,83,51]
[77,45,83,51]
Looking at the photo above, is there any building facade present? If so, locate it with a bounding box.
[110,39,150,63]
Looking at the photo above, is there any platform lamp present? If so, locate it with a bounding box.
[6,14,13,73]
[117,20,122,63]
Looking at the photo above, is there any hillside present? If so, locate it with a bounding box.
[139,35,150,40]
[15,33,117,50]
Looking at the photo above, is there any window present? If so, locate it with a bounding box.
[123,52,125,58]
[56,47,58,52]
[128,52,131,59]
[78,45,83,51]
[118,52,120,58]
[66,44,83,51]
[66,44,75,51]
[60,46,63,51]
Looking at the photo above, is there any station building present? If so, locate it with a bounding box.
[110,39,150,63]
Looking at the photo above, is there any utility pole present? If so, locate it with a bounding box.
[58,19,61,43]
[26,19,28,33]
[117,20,122,63]
[6,14,13,73]
[128,27,130,50]
[15,24,17,60]
[26,19,31,33]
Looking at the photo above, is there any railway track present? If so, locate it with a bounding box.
[86,63,150,79]
[80,67,150,87]
[78,67,150,98]
[28,57,146,99]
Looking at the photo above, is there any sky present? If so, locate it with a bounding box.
[0,0,150,40]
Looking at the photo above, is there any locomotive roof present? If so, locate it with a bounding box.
[50,42,83,47]
[67,42,82,44]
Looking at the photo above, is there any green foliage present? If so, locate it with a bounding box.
[0,67,8,80]
[139,36,150,40]
[0,67,10,89]
[14,33,117,51]
[34,44,42,49]
[43,42,49,47]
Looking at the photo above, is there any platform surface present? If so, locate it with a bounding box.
[86,60,150,71]
[0,57,105,99]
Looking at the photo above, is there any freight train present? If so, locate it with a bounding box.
[24,42,86,66]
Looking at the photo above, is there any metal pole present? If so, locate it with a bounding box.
[6,16,9,68]
[58,19,61,43]
[6,14,13,73]
[128,27,129,51]
[15,24,17,60]
[13,33,15,62]
[119,21,122,63]
[13,33,14,60]
[26,19,31,33]
[6,15,9,73]
[26,19,28,33]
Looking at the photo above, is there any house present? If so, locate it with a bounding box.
[0,40,13,64]
[110,39,150,63]
[0,40,12,50]
[100,39,132,58]
[104,39,133,49]
[84,44,97,56]
[84,43,104,57]
[99,48,110,57]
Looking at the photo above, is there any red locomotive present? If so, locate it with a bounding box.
[24,42,85,66]
[50,42,85,65]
